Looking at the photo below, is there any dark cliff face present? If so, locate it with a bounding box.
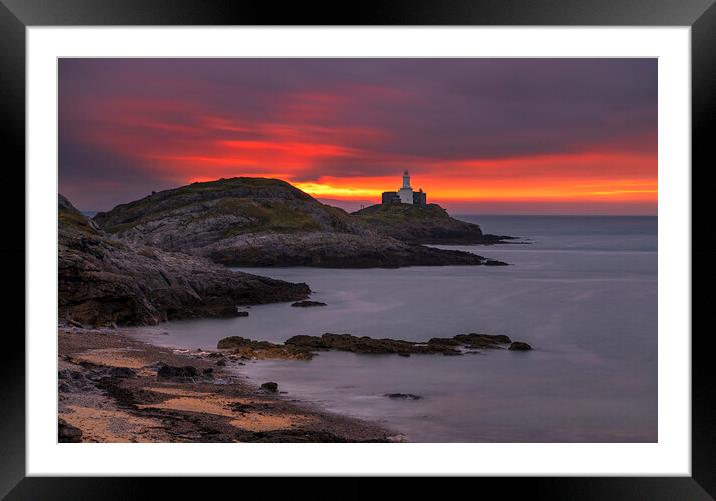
[352,203,511,245]
[91,178,506,268]
[59,194,310,326]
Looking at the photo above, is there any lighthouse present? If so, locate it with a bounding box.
[381,170,428,206]
[397,170,414,204]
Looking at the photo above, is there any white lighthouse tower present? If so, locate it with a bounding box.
[381,170,427,206]
[397,170,414,204]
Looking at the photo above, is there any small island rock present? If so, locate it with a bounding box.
[291,301,327,307]
[384,393,423,400]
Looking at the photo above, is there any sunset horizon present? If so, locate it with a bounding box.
[59,58,657,215]
[78,172,657,216]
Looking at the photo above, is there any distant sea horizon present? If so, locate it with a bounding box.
[79,209,657,218]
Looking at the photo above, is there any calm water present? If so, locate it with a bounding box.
[134,216,658,442]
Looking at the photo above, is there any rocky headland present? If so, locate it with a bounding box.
[352,203,517,245]
[59,194,310,326]
[92,177,507,268]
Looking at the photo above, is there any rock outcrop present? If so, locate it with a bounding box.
[291,301,327,307]
[216,336,314,360]
[92,178,507,268]
[352,203,516,245]
[59,194,310,326]
[284,332,518,355]
[508,341,533,351]
[156,364,201,381]
[260,382,279,393]
[384,393,423,400]
[214,332,533,360]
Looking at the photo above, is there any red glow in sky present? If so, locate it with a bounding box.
[59,58,657,214]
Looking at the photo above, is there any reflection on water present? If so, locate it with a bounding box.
[133,216,657,442]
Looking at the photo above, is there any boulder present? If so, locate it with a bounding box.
[260,382,278,393]
[156,364,199,380]
[108,367,137,378]
[58,419,83,443]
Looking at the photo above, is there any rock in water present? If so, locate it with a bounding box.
[261,382,279,393]
[284,332,529,356]
[451,333,512,348]
[221,333,533,360]
[508,341,533,351]
[216,336,315,361]
[291,300,327,307]
[217,336,271,350]
[384,393,423,400]
[58,194,310,326]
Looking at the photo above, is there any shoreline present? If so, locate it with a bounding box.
[58,326,397,443]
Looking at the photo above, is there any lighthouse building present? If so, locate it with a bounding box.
[381,170,427,207]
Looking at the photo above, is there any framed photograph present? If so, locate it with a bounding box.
[3,0,709,498]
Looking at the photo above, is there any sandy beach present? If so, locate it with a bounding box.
[58,326,394,443]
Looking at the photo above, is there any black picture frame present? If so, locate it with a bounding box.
[1,0,709,498]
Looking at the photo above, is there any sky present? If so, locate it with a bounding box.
[58,58,657,215]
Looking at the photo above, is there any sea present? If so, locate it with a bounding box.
[132,216,658,442]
